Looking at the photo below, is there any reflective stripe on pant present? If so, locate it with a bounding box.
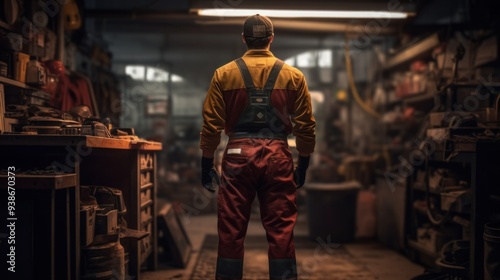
[216,138,298,280]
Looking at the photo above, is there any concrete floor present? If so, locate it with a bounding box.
[142,212,425,280]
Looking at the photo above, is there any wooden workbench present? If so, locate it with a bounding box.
[0,134,162,280]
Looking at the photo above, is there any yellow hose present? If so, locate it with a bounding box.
[344,37,382,119]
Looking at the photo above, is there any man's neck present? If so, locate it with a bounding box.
[248,48,270,51]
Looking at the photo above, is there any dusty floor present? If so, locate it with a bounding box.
[141,212,425,280]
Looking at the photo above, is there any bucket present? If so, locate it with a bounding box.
[484,222,500,280]
[81,241,125,280]
[110,242,125,280]
[305,181,361,243]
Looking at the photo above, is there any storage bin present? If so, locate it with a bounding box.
[305,181,361,243]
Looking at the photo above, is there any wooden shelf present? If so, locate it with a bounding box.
[0,75,36,90]
[140,167,155,172]
[383,33,441,72]
[402,92,436,105]
[140,183,154,190]
[141,200,153,209]
[0,173,77,190]
[440,82,500,91]
[383,92,437,111]
[0,135,163,150]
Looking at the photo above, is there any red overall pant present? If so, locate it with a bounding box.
[216,138,298,280]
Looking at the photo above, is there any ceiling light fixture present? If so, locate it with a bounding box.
[197,8,409,19]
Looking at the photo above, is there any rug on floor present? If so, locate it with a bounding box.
[189,234,378,280]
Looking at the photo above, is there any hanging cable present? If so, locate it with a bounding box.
[344,36,382,119]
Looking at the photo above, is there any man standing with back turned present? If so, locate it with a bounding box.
[200,14,316,280]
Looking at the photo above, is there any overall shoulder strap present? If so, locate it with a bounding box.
[263,59,284,91]
[234,58,255,90]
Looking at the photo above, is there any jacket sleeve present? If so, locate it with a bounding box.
[291,74,316,155]
[200,71,226,156]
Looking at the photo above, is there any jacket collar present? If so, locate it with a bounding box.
[243,49,275,57]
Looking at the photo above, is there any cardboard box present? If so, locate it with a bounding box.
[13,52,30,83]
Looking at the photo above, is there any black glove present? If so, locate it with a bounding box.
[293,156,310,189]
[201,156,220,193]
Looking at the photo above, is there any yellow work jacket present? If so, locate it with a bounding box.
[200,49,316,155]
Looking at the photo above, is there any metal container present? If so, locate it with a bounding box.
[305,181,361,243]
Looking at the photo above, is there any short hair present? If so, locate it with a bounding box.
[244,36,272,49]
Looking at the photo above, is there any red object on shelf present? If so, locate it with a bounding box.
[44,60,65,77]
[51,72,94,114]
[410,60,427,73]
[403,107,415,120]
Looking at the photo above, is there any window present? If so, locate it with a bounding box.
[125,65,145,80]
[126,65,184,83]
[171,74,183,82]
[284,49,332,68]
[146,67,169,82]
[317,50,332,68]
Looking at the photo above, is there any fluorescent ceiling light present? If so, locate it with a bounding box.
[197,9,409,19]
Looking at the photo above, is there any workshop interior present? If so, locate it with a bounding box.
[1,0,500,279]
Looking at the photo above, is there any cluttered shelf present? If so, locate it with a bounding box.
[439,81,500,90]
[406,133,500,279]
[427,139,500,163]
[382,33,442,73]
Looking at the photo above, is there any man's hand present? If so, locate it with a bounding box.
[201,157,220,192]
[293,155,310,189]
